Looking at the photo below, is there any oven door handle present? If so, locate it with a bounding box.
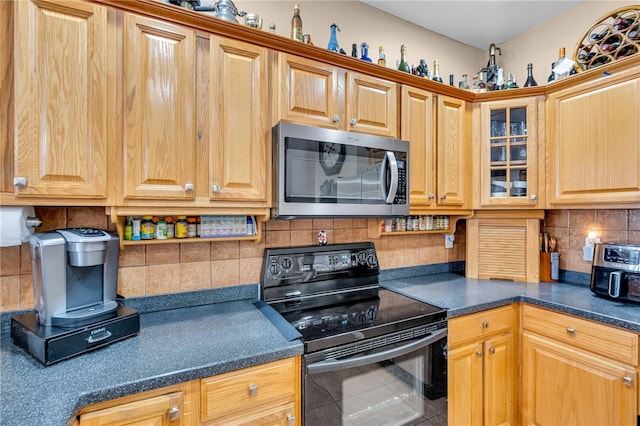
[307,328,447,375]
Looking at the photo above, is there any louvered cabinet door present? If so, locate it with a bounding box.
[466,216,541,282]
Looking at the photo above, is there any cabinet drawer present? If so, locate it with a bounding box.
[522,305,638,366]
[201,358,297,424]
[449,305,517,347]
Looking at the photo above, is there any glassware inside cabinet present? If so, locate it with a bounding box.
[488,106,529,199]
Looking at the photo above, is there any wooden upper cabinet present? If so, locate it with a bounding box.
[13,0,111,200]
[436,95,468,207]
[207,37,268,202]
[276,53,398,137]
[276,53,340,129]
[346,72,397,137]
[401,86,436,207]
[476,97,541,209]
[546,67,640,206]
[121,13,196,201]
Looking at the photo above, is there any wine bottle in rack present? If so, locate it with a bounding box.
[613,17,635,31]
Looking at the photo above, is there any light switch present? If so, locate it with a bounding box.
[445,234,455,249]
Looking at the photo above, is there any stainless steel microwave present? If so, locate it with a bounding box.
[272,122,410,219]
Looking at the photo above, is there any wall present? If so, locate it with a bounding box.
[0,207,466,311]
[499,1,636,85]
[543,208,640,273]
[233,0,486,82]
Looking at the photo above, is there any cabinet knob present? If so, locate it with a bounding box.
[287,414,296,426]
[482,321,489,329]
[623,376,633,386]
[350,118,357,126]
[488,347,496,354]
[333,115,340,123]
[13,177,27,187]
[530,194,537,201]
[440,194,447,200]
[566,327,576,335]
[428,194,435,200]
[476,351,483,358]
[168,407,180,421]
[212,184,221,193]
[248,384,258,397]
[184,183,194,191]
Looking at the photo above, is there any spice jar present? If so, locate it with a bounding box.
[186,217,197,238]
[141,216,155,240]
[164,216,175,239]
[176,216,189,238]
[156,218,167,240]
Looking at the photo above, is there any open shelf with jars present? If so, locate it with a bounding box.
[574,6,640,71]
[367,215,469,238]
[107,207,268,249]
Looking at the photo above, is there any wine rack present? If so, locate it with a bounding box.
[574,6,640,71]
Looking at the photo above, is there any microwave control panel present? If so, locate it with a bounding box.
[594,244,640,272]
[394,160,407,205]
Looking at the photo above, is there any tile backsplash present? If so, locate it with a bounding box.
[543,209,640,274]
[0,207,465,311]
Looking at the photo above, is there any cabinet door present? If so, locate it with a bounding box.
[79,391,183,425]
[14,0,110,199]
[277,54,340,129]
[346,72,398,137]
[478,97,540,208]
[546,71,640,206]
[522,332,637,426]
[122,14,196,201]
[448,341,484,425]
[401,86,435,207]
[208,37,268,202]
[436,95,468,207]
[484,333,517,426]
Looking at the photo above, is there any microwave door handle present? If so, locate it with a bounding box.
[383,151,399,204]
[306,328,447,375]
[608,271,622,298]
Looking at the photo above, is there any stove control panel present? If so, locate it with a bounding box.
[261,242,379,285]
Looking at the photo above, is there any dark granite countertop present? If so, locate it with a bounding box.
[382,273,640,332]
[0,294,303,426]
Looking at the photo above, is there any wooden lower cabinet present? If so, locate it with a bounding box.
[448,305,518,426]
[521,305,638,426]
[78,357,300,426]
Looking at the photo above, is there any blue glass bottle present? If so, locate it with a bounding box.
[360,42,372,62]
[327,23,340,53]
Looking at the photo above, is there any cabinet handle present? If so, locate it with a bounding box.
[481,321,489,329]
[184,183,194,191]
[333,115,340,123]
[566,327,576,335]
[13,177,27,187]
[248,384,258,397]
[212,184,221,193]
[488,347,496,354]
[530,194,537,201]
[350,118,357,126]
[623,376,633,386]
[168,407,180,422]
[287,414,296,426]
[476,351,483,358]
[428,194,435,200]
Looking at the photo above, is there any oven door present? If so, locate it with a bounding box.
[303,326,447,426]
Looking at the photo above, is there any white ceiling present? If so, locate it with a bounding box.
[359,1,584,49]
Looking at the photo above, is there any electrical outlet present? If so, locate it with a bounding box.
[445,234,455,249]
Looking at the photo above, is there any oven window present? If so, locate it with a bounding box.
[305,340,447,426]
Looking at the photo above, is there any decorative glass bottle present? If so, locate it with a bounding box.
[290,4,302,42]
[397,45,410,73]
[327,23,340,52]
[432,60,443,83]
[523,63,538,87]
[360,43,372,62]
[377,46,386,67]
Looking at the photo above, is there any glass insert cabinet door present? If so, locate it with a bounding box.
[481,98,538,206]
